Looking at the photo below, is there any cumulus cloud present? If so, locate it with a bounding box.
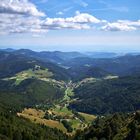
[0,0,45,17]
[0,0,46,34]
[41,12,101,30]
[101,22,136,31]
[0,0,139,35]
[101,20,140,31]
[118,20,140,28]
[0,14,44,34]
[0,5,101,34]
[68,12,100,23]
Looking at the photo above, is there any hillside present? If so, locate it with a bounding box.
[74,111,140,140]
[63,55,140,77]
[70,76,140,115]
[0,111,69,140]
[68,66,111,81]
[0,0,139,139]
[0,51,71,81]
[0,78,65,111]
[1,49,140,139]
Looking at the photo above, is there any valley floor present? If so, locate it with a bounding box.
[17,81,96,135]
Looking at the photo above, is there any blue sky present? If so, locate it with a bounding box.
[0,0,140,52]
[32,0,140,20]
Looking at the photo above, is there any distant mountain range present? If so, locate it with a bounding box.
[1,48,140,80]
[1,48,139,60]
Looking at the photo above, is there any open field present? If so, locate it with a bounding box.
[6,67,53,85]
[20,108,45,118]
[69,119,82,130]
[17,107,97,135]
[17,108,67,132]
[50,105,73,117]
[78,112,97,123]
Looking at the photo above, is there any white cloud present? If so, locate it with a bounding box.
[0,9,100,34]
[41,19,90,30]
[0,0,46,34]
[41,12,101,30]
[0,13,46,34]
[101,22,136,31]
[68,12,100,23]
[0,0,45,17]
[101,20,140,31]
[0,0,139,35]
[118,20,140,28]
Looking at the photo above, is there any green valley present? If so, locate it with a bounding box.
[1,49,140,139]
[17,80,96,135]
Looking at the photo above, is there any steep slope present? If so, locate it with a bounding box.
[0,111,69,140]
[70,76,140,115]
[68,66,111,81]
[16,78,64,104]
[74,111,140,140]
[0,78,65,111]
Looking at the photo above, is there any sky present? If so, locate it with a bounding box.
[0,0,140,52]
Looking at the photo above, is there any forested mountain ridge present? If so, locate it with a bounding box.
[1,49,140,139]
